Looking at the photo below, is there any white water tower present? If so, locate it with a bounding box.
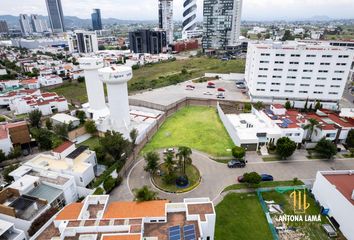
[79,57,108,119]
[98,66,132,131]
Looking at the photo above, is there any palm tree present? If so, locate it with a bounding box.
[164,152,175,175]
[176,146,192,175]
[133,185,157,202]
[303,118,320,141]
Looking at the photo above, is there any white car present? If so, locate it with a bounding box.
[203,91,213,95]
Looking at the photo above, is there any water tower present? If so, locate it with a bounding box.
[98,66,132,131]
[79,57,108,119]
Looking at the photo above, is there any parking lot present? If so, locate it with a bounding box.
[129,79,250,106]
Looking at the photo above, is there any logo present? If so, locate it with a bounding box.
[290,189,310,214]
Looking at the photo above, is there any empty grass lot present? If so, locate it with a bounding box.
[215,192,273,240]
[142,106,234,157]
[49,57,245,103]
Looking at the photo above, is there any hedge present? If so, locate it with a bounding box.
[91,160,124,188]
[93,187,104,195]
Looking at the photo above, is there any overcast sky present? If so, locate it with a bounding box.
[0,0,353,21]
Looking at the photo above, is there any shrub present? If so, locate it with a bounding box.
[3,164,19,182]
[93,187,104,195]
[103,176,116,193]
[231,146,246,159]
[0,116,6,122]
[84,120,97,134]
[243,172,262,185]
[276,137,297,159]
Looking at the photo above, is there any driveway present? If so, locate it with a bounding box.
[109,150,354,203]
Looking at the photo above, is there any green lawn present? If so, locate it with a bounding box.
[49,57,245,103]
[142,106,234,157]
[78,136,100,150]
[223,180,305,192]
[215,193,273,240]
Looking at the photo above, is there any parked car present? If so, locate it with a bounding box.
[227,160,246,168]
[217,92,225,99]
[207,84,216,89]
[261,174,274,181]
[163,148,175,154]
[208,82,215,86]
[237,175,245,182]
[186,85,195,89]
[217,87,226,92]
[203,91,213,95]
[236,84,246,89]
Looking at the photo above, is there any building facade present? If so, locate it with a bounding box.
[0,20,9,34]
[182,0,197,39]
[68,30,98,53]
[30,14,49,33]
[19,14,32,36]
[202,0,243,49]
[158,0,174,44]
[91,8,102,31]
[129,29,167,54]
[45,0,65,33]
[245,41,354,109]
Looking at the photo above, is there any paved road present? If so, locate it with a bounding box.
[129,79,249,106]
[109,150,354,203]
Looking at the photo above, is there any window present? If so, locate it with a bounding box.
[273,68,283,71]
[334,70,344,73]
[336,63,347,66]
[313,91,323,94]
[286,133,292,136]
[258,75,267,78]
[306,54,316,57]
[317,77,326,80]
[326,133,336,138]
[330,85,340,88]
[287,76,296,79]
[270,89,279,92]
[305,62,314,65]
[259,68,268,71]
[291,54,300,57]
[322,55,332,58]
[299,91,308,93]
[332,78,342,81]
[261,53,270,56]
[285,90,294,93]
[300,84,310,87]
[315,84,325,87]
[80,177,83,182]
[257,82,266,85]
[303,69,313,72]
[329,92,338,95]
[320,62,330,65]
[276,54,285,57]
[319,70,328,73]
[289,62,299,65]
[302,77,311,80]
[295,133,301,136]
[275,61,284,64]
[272,75,281,78]
[256,89,265,91]
[339,55,349,58]
[286,83,295,86]
[260,60,269,63]
[271,83,280,85]
[289,69,298,72]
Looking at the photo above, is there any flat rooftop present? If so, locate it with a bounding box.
[324,173,354,205]
[26,184,62,204]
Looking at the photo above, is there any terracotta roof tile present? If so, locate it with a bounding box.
[324,174,354,205]
[56,203,83,220]
[53,141,74,153]
[101,234,141,240]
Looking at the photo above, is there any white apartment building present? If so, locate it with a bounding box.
[312,170,354,240]
[68,30,99,53]
[245,41,354,109]
[0,219,25,240]
[158,0,174,44]
[35,195,216,240]
[23,142,97,188]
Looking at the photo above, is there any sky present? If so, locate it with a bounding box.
[0,0,353,21]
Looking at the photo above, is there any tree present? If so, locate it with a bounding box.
[346,129,354,148]
[54,123,68,138]
[253,101,264,110]
[303,118,320,141]
[98,45,105,50]
[164,152,175,175]
[243,103,252,113]
[45,118,53,130]
[282,30,294,41]
[3,164,19,182]
[103,176,116,193]
[32,128,53,150]
[181,68,188,75]
[284,101,291,110]
[93,187,104,195]
[315,138,337,160]
[133,185,157,202]
[77,76,85,83]
[129,128,138,147]
[76,110,86,124]
[314,101,321,111]
[0,150,6,162]
[257,33,262,39]
[144,151,160,174]
[232,146,246,160]
[243,172,262,185]
[84,120,97,134]
[99,131,131,161]
[276,137,297,159]
[7,146,22,159]
[176,146,192,175]
[28,109,42,128]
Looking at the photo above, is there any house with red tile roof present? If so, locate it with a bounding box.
[20,78,40,89]
[35,195,216,240]
[0,89,40,106]
[312,170,354,240]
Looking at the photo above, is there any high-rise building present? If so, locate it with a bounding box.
[129,29,167,54]
[45,0,65,33]
[68,30,98,53]
[0,21,9,33]
[19,14,32,36]
[91,9,102,31]
[202,0,243,49]
[30,14,49,33]
[158,0,173,44]
[245,41,354,109]
[182,0,197,39]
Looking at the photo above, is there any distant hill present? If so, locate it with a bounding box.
[0,15,156,30]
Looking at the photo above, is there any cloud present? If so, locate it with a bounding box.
[0,0,353,20]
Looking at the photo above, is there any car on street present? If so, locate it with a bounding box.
[236,84,246,89]
[217,92,225,99]
[163,148,175,154]
[261,174,274,181]
[217,87,226,92]
[203,91,213,95]
[227,160,246,168]
[186,85,195,89]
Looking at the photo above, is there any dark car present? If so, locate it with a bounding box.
[237,175,245,182]
[227,160,246,168]
[261,174,274,181]
[207,84,216,88]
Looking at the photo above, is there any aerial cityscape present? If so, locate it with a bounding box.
[0,0,353,239]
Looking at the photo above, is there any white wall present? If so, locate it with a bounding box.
[0,137,13,155]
